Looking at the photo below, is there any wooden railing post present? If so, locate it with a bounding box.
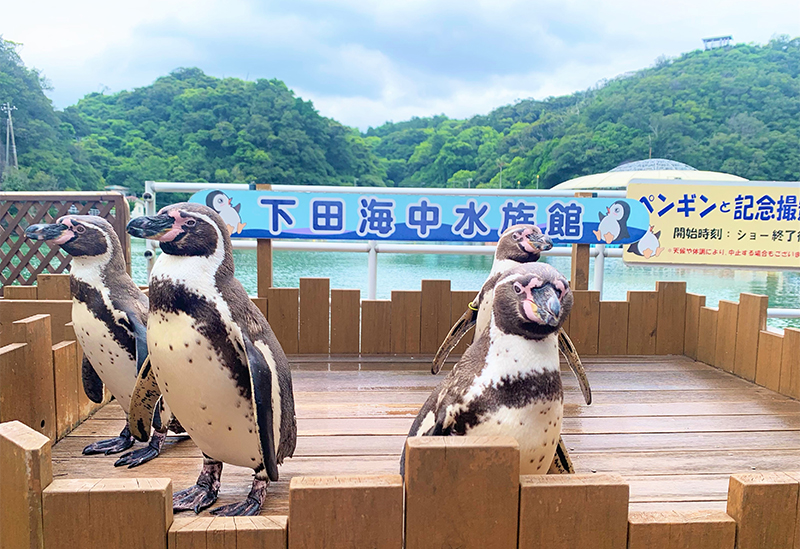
[0,420,52,549]
[288,475,403,548]
[726,472,799,549]
[404,436,519,549]
[255,183,273,297]
[570,191,593,291]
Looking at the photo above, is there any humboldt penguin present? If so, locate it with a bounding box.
[402,263,571,475]
[25,215,179,467]
[430,223,590,473]
[593,200,630,244]
[126,202,296,516]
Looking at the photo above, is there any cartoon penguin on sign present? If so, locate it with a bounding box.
[593,200,630,244]
[628,225,664,258]
[206,191,246,235]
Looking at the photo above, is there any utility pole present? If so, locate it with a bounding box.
[497,160,506,189]
[1,103,18,169]
[466,177,473,189]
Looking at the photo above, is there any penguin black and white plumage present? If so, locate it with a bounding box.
[430,223,590,474]
[627,225,663,258]
[593,200,630,244]
[206,191,246,235]
[24,215,179,468]
[402,263,572,476]
[126,202,296,516]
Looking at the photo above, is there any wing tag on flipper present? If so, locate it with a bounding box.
[431,305,477,375]
[128,356,161,442]
[558,329,592,405]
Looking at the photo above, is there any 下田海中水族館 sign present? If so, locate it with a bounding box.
[190,188,651,245]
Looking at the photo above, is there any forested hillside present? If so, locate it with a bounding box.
[368,36,800,188]
[1,36,799,192]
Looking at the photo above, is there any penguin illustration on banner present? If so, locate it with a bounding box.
[593,200,630,244]
[628,225,664,259]
[206,191,246,235]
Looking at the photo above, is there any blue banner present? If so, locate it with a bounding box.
[190,189,650,244]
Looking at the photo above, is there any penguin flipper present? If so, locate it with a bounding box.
[234,203,241,214]
[431,306,477,374]
[118,304,149,374]
[548,438,575,474]
[558,329,592,405]
[82,356,104,404]
[616,224,630,241]
[244,336,280,482]
[598,211,606,221]
[128,356,161,442]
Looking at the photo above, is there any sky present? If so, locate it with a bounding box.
[4,0,800,131]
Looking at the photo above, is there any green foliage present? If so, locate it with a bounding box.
[0,38,103,190]
[2,36,799,194]
[367,37,800,188]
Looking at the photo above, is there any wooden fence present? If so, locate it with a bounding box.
[2,275,799,427]
[4,421,800,549]
[0,192,131,292]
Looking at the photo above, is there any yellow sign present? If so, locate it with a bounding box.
[624,180,800,269]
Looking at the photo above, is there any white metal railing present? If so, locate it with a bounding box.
[141,182,799,321]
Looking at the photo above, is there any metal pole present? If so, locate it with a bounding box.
[593,244,606,299]
[143,180,157,276]
[367,240,378,300]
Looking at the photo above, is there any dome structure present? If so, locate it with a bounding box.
[553,158,746,190]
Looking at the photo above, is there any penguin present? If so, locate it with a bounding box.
[402,263,572,476]
[24,215,180,468]
[593,200,630,244]
[126,202,296,516]
[627,225,663,259]
[430,223,590,474]
[206,191,246,235]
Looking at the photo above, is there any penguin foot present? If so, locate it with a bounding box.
[173,484,219,513]
[174,459,223,513]
[82,426,135,455]
[209,477,268,517]
[114,430,167,468]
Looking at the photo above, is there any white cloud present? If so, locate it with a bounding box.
[3,0,799,129]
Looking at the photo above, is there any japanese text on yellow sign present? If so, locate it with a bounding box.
[624,180,800,269]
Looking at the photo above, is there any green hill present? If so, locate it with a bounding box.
[1,36,798,193]
[367,36,800,188]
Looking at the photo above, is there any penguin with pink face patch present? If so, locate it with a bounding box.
[25,215,182,467]
[403,262,572,476]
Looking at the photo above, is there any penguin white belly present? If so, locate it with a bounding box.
[465,398,563,475]
[72,300,138,412]
[148,311,262,469]
[598,217,620,239]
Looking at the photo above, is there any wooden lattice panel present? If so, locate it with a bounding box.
[0,192,130,293]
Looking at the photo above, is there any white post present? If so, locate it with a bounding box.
[367,240,378,300]
[593,244,606,299]
[143,180,157,277]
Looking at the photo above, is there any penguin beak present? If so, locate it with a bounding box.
[524,286,561,326]
[530,233,553,252]
[127,214,176,241]
[25,223,71,244]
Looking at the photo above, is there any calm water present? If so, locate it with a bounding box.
[129,239,799,329]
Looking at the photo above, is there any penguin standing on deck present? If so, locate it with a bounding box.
[25,215,180,467]
[430,223,590,474]
[402,263,572,475]
[127,202,296,516]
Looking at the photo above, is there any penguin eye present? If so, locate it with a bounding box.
[185,218,197,227]
[74,225,86,234]
[513,282,523,294]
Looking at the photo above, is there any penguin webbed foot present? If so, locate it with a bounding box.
[173,483,219,514]
[209,477,268,517]
[82,426,135,455]
[114,430,167,468]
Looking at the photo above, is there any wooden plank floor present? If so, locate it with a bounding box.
[52,354,800,515]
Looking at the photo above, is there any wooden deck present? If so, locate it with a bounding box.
[51,354,800,515]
